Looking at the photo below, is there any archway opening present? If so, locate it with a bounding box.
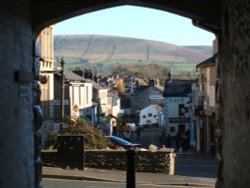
[38,4,217,186]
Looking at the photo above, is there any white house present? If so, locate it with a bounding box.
[139,104,163,127]
[54,70,94,126]
[91,82,109,125]
[107,93,121,135]
[71,82,93,118]
[71,70,110,125]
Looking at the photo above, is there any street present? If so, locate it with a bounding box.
[175,155,216,178]
[42,178,202,188]
[43,127,216,188]
[131,127,163,149]
[132,127,216,179]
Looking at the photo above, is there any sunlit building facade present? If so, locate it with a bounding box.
[37,25,55,146]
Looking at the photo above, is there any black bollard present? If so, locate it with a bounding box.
[126,149,136,188]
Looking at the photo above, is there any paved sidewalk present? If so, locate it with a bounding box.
[43,166,216,187]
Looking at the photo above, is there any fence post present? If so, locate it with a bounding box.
[126,149,136,188]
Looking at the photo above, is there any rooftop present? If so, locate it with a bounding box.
[163,79,195,97]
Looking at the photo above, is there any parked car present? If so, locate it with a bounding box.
[106,136,141,150]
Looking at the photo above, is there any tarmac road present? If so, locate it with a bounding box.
[42,178,207,188]
[132,127,163,149]
[133,127,216,179]
[175,154,216,178]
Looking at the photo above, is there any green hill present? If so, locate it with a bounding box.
[54,35,212,75]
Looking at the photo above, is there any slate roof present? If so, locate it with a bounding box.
[63,69,89,82]
[145,104,162,111]
[196,54,217,70]
[131,84,163,96]
[163,79,195,97]
[131,86,148,96]
[55,69,106,91]
[90,80,106,90]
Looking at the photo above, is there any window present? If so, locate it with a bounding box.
[142,115,146,118]
[79,87,81,106]
[170,127,175,133]
[179,104,185,116]
[148,113,152,117]
[178,124,185,133]
[72,86,74,106]
[86,86,89,105]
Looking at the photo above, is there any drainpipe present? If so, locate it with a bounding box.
[196,116,201,153]
[97,97,101,125]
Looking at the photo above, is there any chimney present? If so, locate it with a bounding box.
[149,80,155,87]
[168,72,172,82]
[155,78,160,86]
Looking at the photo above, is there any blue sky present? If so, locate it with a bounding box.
[54,6,215,46]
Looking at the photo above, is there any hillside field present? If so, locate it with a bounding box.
[54,35,211,76]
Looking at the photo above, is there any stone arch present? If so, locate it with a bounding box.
[1,0,250,188]
[32,0,220,35]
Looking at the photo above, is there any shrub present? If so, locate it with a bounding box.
[60,116,110,150]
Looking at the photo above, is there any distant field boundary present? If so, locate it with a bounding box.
[56,56,198,76]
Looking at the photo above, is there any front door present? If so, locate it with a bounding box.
[178,124,185,134]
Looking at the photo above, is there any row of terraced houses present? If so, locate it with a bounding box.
[38,26,123,147]
[39,26,218,154]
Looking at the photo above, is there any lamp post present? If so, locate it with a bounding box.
[60,58,65,132]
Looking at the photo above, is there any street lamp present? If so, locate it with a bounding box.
[60,58,65,132]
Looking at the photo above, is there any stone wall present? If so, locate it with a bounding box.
[218,1,250,187]
[0,1,35,187]
[85,150,175,174]
[42,149,175,174]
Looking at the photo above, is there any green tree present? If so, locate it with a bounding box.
[111,64,169,84]
[115,78,125,94]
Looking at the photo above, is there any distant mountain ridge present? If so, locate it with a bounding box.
[54,35,212,64]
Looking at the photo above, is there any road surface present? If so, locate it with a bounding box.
[131,127,163,149]
[132,127,216,179]
[42,178,193,188]
[175,154,216,178]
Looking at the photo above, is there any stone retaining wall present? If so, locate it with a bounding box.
[42,149,175,174]
[85,149,175,174]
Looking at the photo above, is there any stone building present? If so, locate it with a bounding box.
[195,56,217,154]
[73,69,110,125]
[37,25,55,146]
[131,79,164,115]
[54,69,93,123]
[163,78,195,139]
